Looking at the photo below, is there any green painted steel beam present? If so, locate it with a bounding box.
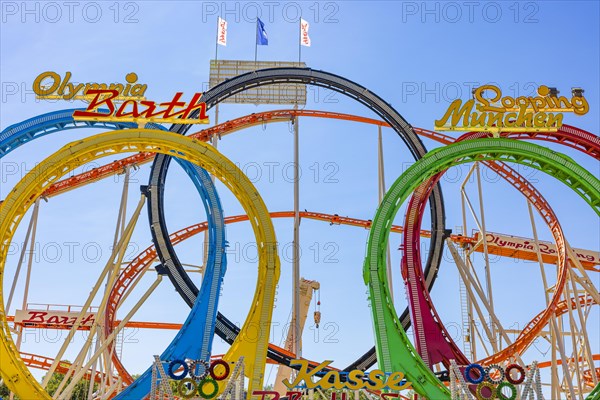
[363,138,600,399]
[587,383,600,400]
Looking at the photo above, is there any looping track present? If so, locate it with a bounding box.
[147,67,447,373]
[0,109,230,397]
[0,130,280,399]
[402,127,600,372]
[364,138,600,398]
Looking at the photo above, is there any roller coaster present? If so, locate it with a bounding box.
[0,67,598,400]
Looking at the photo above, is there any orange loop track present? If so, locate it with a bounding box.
[18,295,597,387]
[401,124,600,370]
[5,109,597,390]
[104,211,598,385]
[37,109,598,200]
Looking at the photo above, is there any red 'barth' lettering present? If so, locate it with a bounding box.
[73,89,119,118]
[22,311,48,323]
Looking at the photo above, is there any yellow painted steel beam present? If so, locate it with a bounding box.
[71,116,209,124]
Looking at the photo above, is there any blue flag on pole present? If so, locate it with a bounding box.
[256,18,268,45]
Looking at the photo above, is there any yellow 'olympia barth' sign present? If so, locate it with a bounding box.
[32,71,209,125]
[33,71,147,101]
[282,360,411,391]
[435,85,588,133]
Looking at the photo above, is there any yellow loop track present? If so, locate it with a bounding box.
[0,129,280,399]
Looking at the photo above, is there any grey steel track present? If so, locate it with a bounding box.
[147,67,447,371]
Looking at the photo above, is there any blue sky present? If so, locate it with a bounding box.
[1,0,599,393]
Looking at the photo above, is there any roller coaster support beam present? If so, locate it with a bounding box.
[527,199,561,397]
[566,245,600,304]
[460,164,499,354]
[42,195,145,391]
[54,195,147,398]
[293,107,301,360]
[11,199,40,400]
[474,163,498,348]
[5,199,40,315]
[446,239,524,366]
[563,270,585,393]
[94,166,131,398]
[58,275,163,399]
[567,269,598,387]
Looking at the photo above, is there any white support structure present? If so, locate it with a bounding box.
[58,275,163,398]
[292,105,302,361]
[13,198,41,349]
[91,166,131,399]
[220,357,246,400]
[449,360,474,400]
[446,239,525,367]
[9,200,41,400]
[474,163,497,347]
[150,355,174,399]
[45,195,146,396]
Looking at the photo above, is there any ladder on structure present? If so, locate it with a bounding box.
[457,240,473,360]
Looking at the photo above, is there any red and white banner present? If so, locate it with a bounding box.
[482,232,599,267]
[15,309,96,327]
[217,17,227,46]
[300,18,311,47]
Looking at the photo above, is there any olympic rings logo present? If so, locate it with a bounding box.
[168,358,231,399]
[464,363,526,400]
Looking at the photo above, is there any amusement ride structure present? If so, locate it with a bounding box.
[0,65,598,400]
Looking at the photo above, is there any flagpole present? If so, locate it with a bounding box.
[298,19,302,63]
[213,16,220,133]
[254,20,258,63]
[213,16,220,134]
[215,16,219,62]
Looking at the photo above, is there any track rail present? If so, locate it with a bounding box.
[36,110,454,198]
[147,68,446,374]
[0,130,280,400]
[0,108,163,157]
[402,127,600,372]
[9,106,595,373]
[364,138,600,398]
[0,110,230,396]
[4,107,597,376]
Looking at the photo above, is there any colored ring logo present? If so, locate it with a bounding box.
[170,359,233,397]
[464,363,485,384]
[198,377,220,399]
[178,378,198,399]
[484,364,505,384]
[210,359,231,381]
[189,359,210,380]
[168,359,189,381]
[497,381,517,400]
[476,381,496,400]
[505,363,526,384]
